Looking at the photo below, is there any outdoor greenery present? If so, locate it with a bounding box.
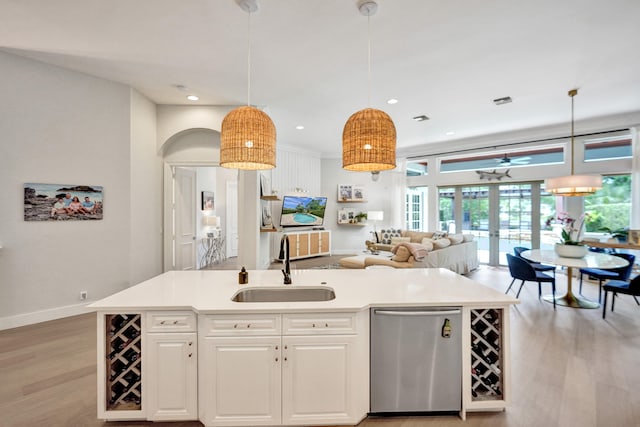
[436,175,631,236]
[584,175,631,232]
[281,198,326,217]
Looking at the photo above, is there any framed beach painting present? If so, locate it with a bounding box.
[24,183,104,221]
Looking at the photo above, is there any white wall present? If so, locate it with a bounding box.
[268,147,323,265]
[130,90,163,286]
[321,159,406,254]
[0,52,134,328]
[156,105,234,153]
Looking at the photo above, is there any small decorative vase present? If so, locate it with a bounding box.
[554,243,588,258]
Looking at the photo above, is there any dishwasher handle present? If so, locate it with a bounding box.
[373,309,461,316]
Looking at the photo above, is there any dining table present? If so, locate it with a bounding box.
[521,249,629,309]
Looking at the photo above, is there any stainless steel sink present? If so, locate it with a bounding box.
[231,286,336,302]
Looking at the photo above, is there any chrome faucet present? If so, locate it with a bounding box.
[279,235,292,285]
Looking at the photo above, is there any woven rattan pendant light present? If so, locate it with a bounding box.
[342,0,396,172]
[544,89,601,196]
[220,0,276,170]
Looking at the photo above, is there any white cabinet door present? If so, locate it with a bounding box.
[282,335,357,425]
[146,332,198,421]
[200,336,282,426]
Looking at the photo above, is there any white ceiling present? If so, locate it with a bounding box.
[2,0,640,158]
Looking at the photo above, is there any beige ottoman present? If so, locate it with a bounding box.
[338,255,367,269]
[339,252,395,269]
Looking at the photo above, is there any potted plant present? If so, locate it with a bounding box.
[547,212,589,258]
[355,212,367,223]
[599,227,628,243]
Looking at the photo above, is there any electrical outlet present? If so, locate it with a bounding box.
[80,291,88,301]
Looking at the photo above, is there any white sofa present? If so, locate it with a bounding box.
[351,229,479,274]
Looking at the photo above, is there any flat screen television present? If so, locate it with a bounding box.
[279,196,327,227]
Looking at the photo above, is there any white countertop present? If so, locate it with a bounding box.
[89,268,518,313]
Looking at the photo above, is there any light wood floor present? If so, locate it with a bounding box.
[1,265,639,427]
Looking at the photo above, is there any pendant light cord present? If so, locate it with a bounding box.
[247,8,252,107]
[570,91,575,175]
[367,13,371,107]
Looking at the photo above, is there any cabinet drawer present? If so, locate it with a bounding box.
[146,311,196,333]
[200,314,282,336]
[283,313,357,335]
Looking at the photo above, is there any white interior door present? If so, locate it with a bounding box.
[226,180,238,258]
[175,167,197,270]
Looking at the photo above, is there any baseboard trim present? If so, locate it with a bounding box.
[0,302,94,331]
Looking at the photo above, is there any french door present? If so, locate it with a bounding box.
[439,183,546,266]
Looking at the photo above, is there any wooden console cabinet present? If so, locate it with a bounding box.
[280,230,331,261]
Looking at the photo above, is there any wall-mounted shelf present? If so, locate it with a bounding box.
[337,200,367,203]
[260,227,279,233]
[260,195,281,201]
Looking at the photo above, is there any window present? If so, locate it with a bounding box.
[584,175,631,233]
[438,187,455,232]
[439,146,563,173]
[583,133,632,162]
[405,188,425,230]
[461,186,489,232]
[406,160,428,176]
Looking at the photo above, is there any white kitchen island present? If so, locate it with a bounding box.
[90,268,518,426]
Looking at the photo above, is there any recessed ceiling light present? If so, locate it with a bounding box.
[412,115,429,122]
[296,125,305,130]
[493,96,512,105]
[387,98,398,105]
[445,131,455,136]
[187,95,199,101]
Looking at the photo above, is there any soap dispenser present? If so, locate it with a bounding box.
[239,267,249,284]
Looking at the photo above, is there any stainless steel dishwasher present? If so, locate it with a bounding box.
[370,306,462,414]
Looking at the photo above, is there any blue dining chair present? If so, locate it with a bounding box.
[578,253,635,303]
[602,275,640,319]
[513,246,556,277]
[505,253,556,309]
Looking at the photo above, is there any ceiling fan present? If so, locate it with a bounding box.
[496,153,530,166]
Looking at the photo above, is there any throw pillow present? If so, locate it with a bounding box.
[448,233,464,245]
[404,230,432,243]
[420,238,434,251]
[380,228,402,244]
[432,231,448,240]
[433,238,451,249]
[391,245,411,262]
[391,236,411,245]
[462,233,475,242]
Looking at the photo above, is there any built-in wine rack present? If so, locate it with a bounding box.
[105,314,142,410]
[470,308,503,401]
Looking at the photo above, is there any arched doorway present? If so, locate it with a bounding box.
[161,128,238,271]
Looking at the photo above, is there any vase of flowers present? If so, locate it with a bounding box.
[547,212,589,258]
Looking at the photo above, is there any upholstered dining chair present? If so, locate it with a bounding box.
[578,253,635,303]
[602,274,640,319]
[513,246,556,277]
[505,253,556,309]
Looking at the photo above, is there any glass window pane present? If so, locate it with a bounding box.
[440,147,563,173]
[584,134,632,162]
[406,160,428,176]
[584,175,631,234]
[438,187,455,232]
